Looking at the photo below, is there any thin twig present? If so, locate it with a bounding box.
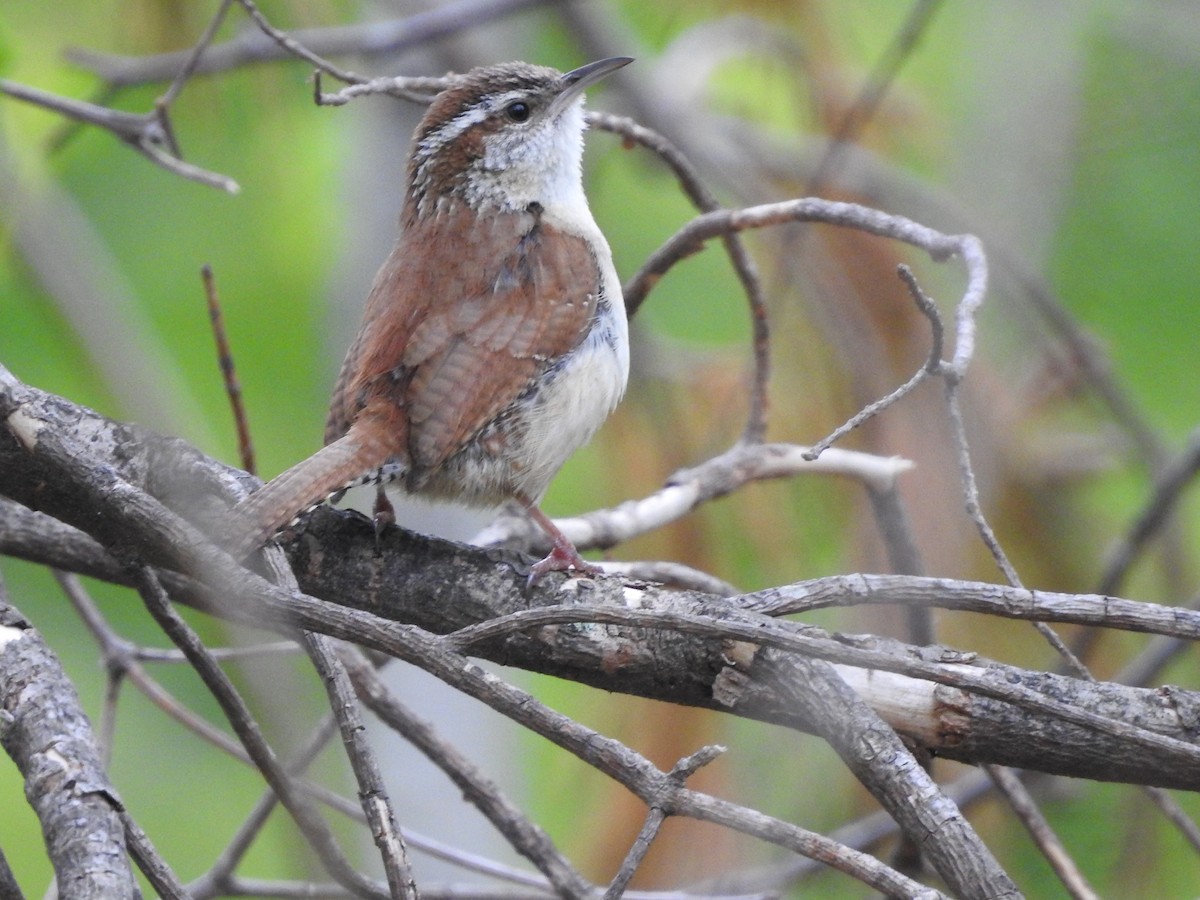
[804,264,945,458]
[120,810,190,900]
[130,567,390,899]
[984,765,1098,900]
[604,747,725,900]
[304,634,416,898]
[587,111,772,442]
[202,265,256,476]
[234,0,364,86]
[0,79,238,192]
[473,441,913,556]
[803,0,945,197]
[66,0,555,87]
[159,0,236,108]
[341,648,595,899]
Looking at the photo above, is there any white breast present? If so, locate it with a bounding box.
[512,208,629,502]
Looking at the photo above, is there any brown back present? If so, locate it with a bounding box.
[324,200,599,480]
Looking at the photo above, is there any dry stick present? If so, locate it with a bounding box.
[774,655,1020,900]
[186,713,340,899]
[0,79,237,192]
[253,532,415,897]
[0,593,140,898]
[741,573,1200,639]
[625,200,982,326]
[925,235,1088,672]
[234,0,364,85]
[158,0,236,109]
[129,567,391,900]
[983,765,1098,900]
[340,647,596,899]
[447,604,1200,768]
[943,384,1089,679]
[67,0,555,87]
[132,641,302,663]
[57,568,255,761]
[587,111,771,443]
[1073,428,1200,662]
[475,441,912,557]
[202,265,256,476]
[315,71,449,106]
[802,0,944,198]
[603,747,725,900]
[119,811,190,900]
[807,264,945,459]
[44,82,121,155]
[24,0,237,190]
[303,633,416,899]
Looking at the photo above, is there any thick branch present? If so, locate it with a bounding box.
[0,598,137,898]
[3,373,1200,792]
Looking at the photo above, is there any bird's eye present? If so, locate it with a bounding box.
[504,101,531,122]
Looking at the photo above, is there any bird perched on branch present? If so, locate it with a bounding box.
[228,57,633,584]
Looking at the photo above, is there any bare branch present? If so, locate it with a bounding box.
[984,765,1098,900]
[604,747,725,900]
[588,111,772,442]
[130,567,390,899]
[0,595,138,897]
[304,634,416,898]
[0,78,239,192]
[804,263,946,459]
[776,654,1018,899]
[341,649,594,898]
[474,441,913,556]
[201,265,257,476]
[65,0,557,87]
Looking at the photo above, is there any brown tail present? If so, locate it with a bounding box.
[226,424,394,559]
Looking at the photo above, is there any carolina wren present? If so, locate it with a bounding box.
[229,57,632,583]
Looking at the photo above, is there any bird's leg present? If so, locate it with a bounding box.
[373,483,396,549]
[518,496,602,588]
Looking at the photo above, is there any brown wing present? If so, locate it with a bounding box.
[325,201,599,479]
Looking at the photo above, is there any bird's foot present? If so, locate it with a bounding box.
[525,542,603,591]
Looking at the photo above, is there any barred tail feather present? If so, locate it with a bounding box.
[227,426,393,559]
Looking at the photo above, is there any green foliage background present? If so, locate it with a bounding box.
[2,1,1199,896]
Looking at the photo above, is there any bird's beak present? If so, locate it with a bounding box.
[550,56,632,117]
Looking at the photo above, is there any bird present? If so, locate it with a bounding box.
[227,57,633,585]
